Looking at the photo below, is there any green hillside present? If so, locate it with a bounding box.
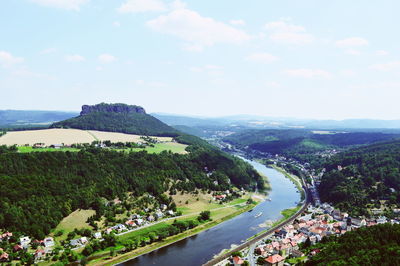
[319,139,400,216]
[303,223,400,266]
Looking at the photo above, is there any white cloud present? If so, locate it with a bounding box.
[335,37,369,48]
[376,50,389,56]
[344,49,361,56]
[264,20,314,45]
[0,51,24,67]
[117,0,167,13]
[113,21,121,27]
[284,68,332,79]
[189,65,223,75]
[40,48,57,54]
[147,9,250,51]
[369,61,400,71]
[230,19,245,26]
[29,0,89,11]
[169,0,186,10]
[265,81,281,88]
[340,69,357,77]
[65,54,85,62]
[245,53,278,63]
[98,54,117,63]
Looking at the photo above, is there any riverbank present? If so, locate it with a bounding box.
[90,201,259,265]
[271,165,305,201]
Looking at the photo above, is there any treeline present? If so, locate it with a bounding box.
[319,140,400,216]
[51,111,179,137]
[0,142,263,238]
[302,223,400,266]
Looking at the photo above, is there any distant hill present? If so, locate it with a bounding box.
[154,113,400,130]
[52,103,179,137]
[0,110,77,126]
[223,129,400,162]
[319,139,400,216]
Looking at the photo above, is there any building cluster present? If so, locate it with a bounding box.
[0,235,55,262]
[229,202,399,266]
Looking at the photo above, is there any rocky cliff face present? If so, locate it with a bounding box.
[80,103,146,116]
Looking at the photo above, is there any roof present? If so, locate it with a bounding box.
[265,254,284,263]
[233,256,244,264]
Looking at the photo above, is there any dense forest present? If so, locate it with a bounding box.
[223,129,400,162]
[0,139,263,239]
[52,103,179,137]
[302,223,400,265]
[319,140,400,216]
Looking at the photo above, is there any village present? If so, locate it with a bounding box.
[0,201,179,263]
[220,197,399,265]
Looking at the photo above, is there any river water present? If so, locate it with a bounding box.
[119,159,300,266]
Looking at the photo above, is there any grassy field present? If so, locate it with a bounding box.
[17,146,80,153]
[53,209,95,241]
[0,128,172,146]
[127,142,188,154]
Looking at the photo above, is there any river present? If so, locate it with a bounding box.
[119,159,300,266]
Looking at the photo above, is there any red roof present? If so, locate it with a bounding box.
[13,245,22,251]
[0,253,9,260]
[265,254,284,263]
[233,256,244,265]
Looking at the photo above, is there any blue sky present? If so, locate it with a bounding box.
[1,0,400,119]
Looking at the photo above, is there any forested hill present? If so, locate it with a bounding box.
[303,223,400,266]
[51,103,179,137]
[0,143,264,238]
[223,129,400,162]
[319,140,400,216]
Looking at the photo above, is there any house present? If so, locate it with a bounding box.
[167,210,174,216]
[155,211,164,219]
[80,237,88,245]
[147,215,155,222]
[13,244,23,252]
[291,249,304,258]
[35,249,46,260]
[351,218,366,227]
[265,254,284,266]
[20,236,31,247]
[136,218,144,226]
[0,252,9,262]
[70,239,81,247]
[160,204,167,210]
[93,232,102,239]
[332,210,341,220]
[44,237,55,248]
[214,194,226,200]
[0,232,12,241]
[376,216,387,224]
[105,228,113,234]
[125,220,136,228]
[232,256,244,265]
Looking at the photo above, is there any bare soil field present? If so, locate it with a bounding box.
[0,129,173,146]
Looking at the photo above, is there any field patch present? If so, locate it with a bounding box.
[53,209,95,240]
[0,128,175,146]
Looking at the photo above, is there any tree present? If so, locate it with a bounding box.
[109,248,116,257]
[257,257,265,265]
[198,210,211,221]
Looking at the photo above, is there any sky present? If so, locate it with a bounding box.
[1,0,400,120]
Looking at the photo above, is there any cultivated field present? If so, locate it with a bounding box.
[0,128,172,146]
